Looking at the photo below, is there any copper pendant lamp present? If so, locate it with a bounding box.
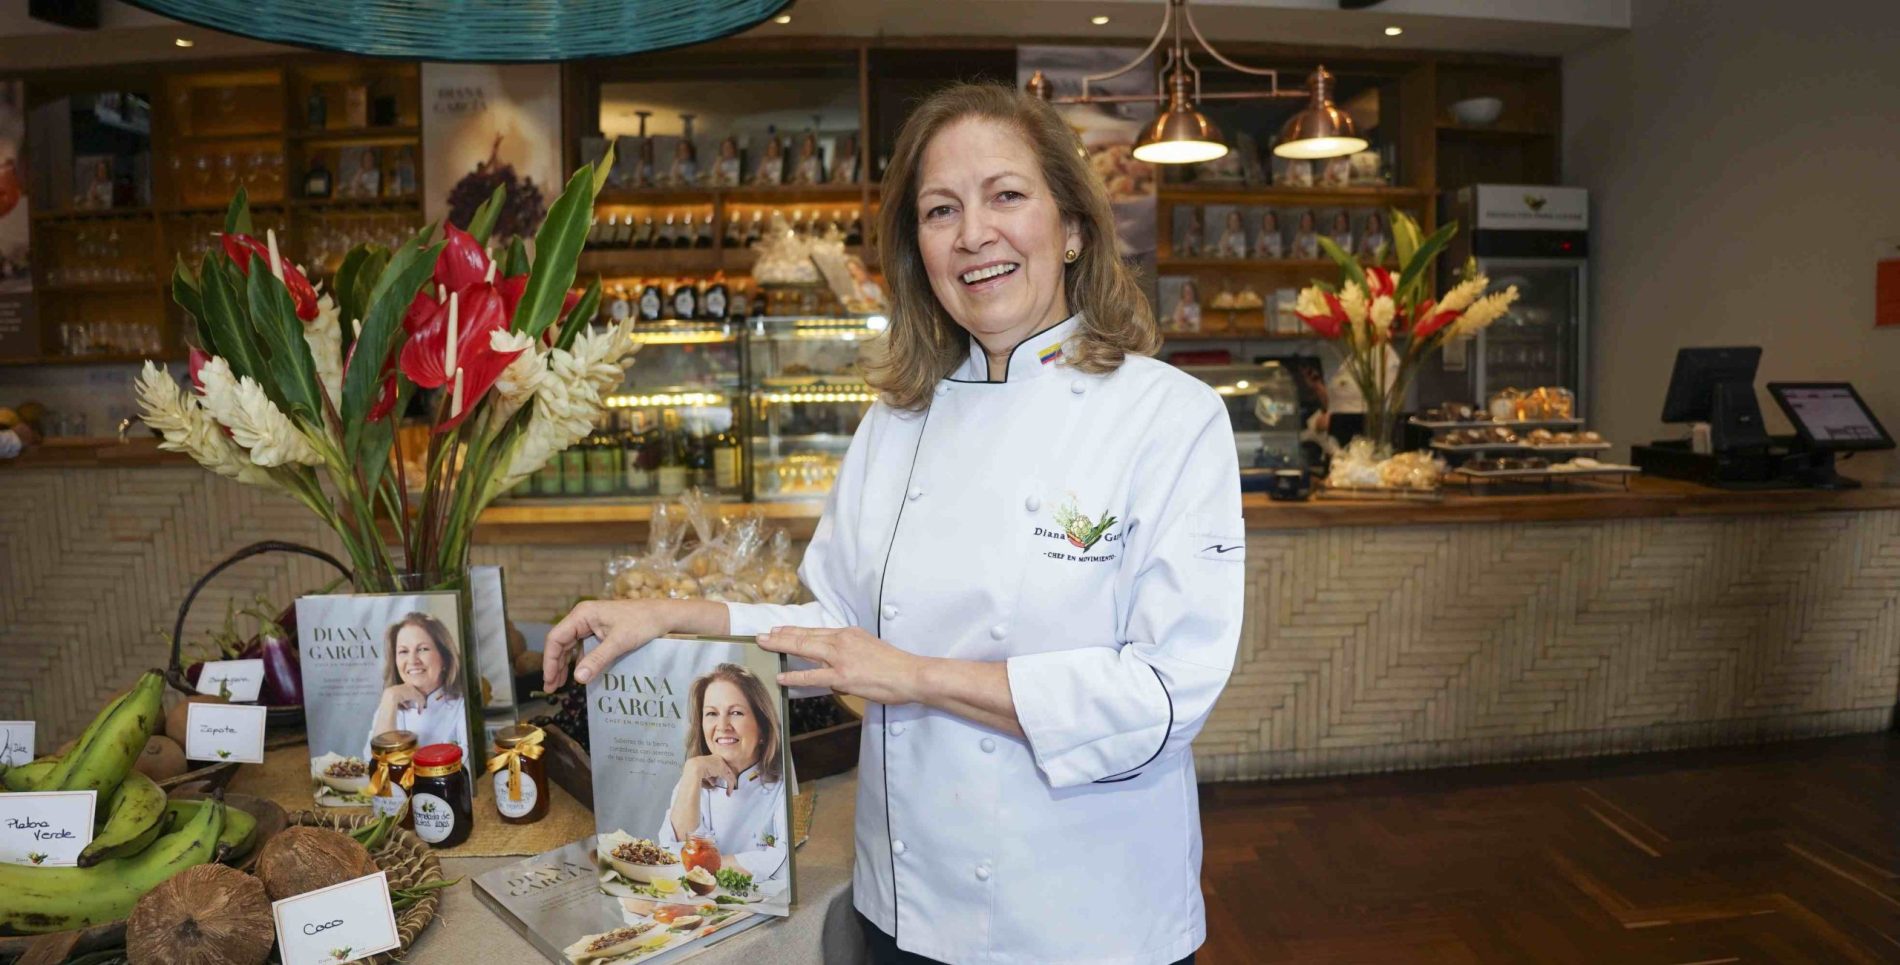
[1026,0,1366,164]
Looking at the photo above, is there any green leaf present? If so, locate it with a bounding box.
[223,187,252,236]
[341,237,443,458]
[171,256,205,340]
[1390,208,1423,266]
[1317,235,1367,292]
[555,276,602,351]
[244,253,323,420]
[333,245,391,359]
[467,183,506,244]
[510,162,601,338]
[356,390,402,497]
[1395,221,1457,307]
[504,236,531,277]
[197,254,268,386]
[592,142,616,196]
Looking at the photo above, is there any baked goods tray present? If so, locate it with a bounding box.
[1431,442,1613,454]
[1410,417,1584,430]
[1316,483,1444,502]
[1449,465,1641,482]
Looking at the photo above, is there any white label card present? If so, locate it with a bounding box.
[0,721,33,767]
[194,659,266,702]
[272,870,401,965]
[184,703,267,764]
[0,791,96,866]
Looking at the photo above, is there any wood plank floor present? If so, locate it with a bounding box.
[1197,734,1900,963]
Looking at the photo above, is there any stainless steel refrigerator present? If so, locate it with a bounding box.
[1416,184,1590,417]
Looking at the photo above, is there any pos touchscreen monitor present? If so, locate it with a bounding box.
[1767,383,1895,452]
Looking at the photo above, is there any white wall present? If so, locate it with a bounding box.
[1565,0,1900,481]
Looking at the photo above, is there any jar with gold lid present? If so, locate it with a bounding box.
[488,723,550,825]
[368,729,419,830]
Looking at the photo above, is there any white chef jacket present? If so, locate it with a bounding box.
[655,763,791,885]
[725,312,1244,965]
[361,690,466,760]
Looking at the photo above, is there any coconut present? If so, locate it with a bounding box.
[166,695,228,741]
[126,863,274,965]
[134,735,189,781]
[254,826,378,902]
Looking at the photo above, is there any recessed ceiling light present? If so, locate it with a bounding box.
[174,37,195,47]
[1384,26,1403,36]
[773,14,791,24]
[1091,15,1110,25]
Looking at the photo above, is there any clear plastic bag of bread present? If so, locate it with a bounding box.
[698,512,768,604]
[755,530,801,604]
[607,503,700,600]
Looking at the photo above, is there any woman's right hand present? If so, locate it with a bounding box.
[543,600,666,689]
[380,683,431,713]
[683,754,740,797]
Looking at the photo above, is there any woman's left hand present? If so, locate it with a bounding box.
[756,627,924,705]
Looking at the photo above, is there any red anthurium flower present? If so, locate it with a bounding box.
[434,224,491,294]
[403,288,443,336]
[219,233,319,322]
[1365,266,1395,300]
[398,286,525,432]
[188,346,212,395]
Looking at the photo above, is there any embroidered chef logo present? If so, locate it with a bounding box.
[1034,496,1121,563]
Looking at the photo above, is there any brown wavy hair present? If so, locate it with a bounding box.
[869,83,1160,410]
[381,612,463,700]
[685,663,783,785]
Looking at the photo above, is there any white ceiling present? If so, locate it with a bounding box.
[0,0,1629,70]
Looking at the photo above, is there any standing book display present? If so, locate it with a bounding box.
[475,637,792,964]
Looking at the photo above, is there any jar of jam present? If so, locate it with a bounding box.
[408,743,472,848]
[681,832,721,874]
[368,729,418,830]
[489,724,549,825]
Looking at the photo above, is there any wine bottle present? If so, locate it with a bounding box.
[587,416,620,495]
[712,418,742,490]
[671,278,698,320]
[622,410,654,495]
[607,284,633,322]
[684,416,713,491]
[744,210,764,248]
[632,215,656,249]
[723,211,746,249]
[638,281,665,322]
[657,409,687,497]
[846,208,864,246]
[303,159,333,199]
[587,214,611,249]
[694,211,714,249]
[703,274,730,320]
[656,212,679,249]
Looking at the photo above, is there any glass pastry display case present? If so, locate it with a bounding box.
[1182,361,1306,471]
[745,314,883,501]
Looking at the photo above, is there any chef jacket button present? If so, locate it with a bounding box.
[1070,378,1086,395]
[889,722,905,737]
[882,604,899,621]
[975,862,992,881]
[936,383,950,396]
[980,737,996,754]
[1025,495,1041,513]
[892,840,908,856]
[988,624,1006,640]
[907,486,923,501]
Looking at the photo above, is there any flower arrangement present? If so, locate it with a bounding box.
[1294,208,1519,455]
[136,154,635,591]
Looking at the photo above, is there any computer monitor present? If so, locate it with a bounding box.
[1767,383,1895,452]
[1660,347,1761,423]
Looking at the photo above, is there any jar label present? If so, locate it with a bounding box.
[371,785,408,820]
[412,792,455,844]
[492,771,539,819]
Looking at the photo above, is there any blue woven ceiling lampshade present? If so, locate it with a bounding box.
[125,0,791,62]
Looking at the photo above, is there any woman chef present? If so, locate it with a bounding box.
[545,83,1243,965]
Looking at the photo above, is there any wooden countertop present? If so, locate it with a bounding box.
[12,440,1898,538]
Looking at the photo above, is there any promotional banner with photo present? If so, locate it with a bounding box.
[584,637,793,918]
[0,80,32,358]
[421,63,561,241]
[294,592,472,807]
[1017,46,1158,264]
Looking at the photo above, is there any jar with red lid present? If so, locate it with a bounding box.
[408,743,473,848]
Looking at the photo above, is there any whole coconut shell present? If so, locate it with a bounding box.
[126,863,274,965]
[134,735,189,781]
[165,695,228,741]
[254,826,378,902]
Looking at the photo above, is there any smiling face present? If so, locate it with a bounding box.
[393,623,445,693]
[915,117,1081,352]
[700,679,762,772]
